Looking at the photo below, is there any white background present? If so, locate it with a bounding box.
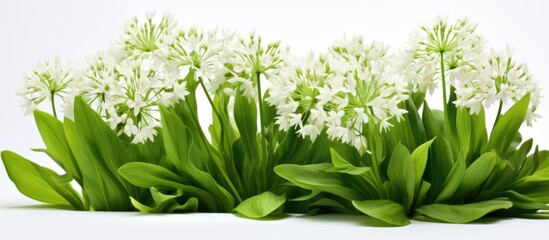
[1,0,548,239]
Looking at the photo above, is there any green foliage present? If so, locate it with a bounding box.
[233,191,285,218]
[2,51,548,227]
[1,151,84,210]
[416,200,513,223]
[353,199,410,226]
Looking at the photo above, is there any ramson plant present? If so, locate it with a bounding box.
[2,14,548,226]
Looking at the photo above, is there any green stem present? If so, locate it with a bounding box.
[50,91,57,118]
[493,100,503,129]
[366,124,384,192]
[439,52,447,112]
[198,78,226,162]
[199,78,223,131]
[256,72,265,136]
[198,78,243,202]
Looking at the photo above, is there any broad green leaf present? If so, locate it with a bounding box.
[1,151,83,209]
[308,197,356,214]
[131,188,198,213]
[63,118,83,182]
[353,199,410,226]
[469,107,488,161]
[416,181,431,208]
[385,102,419,153]
[422,103,453,196]
[34,111,81,183]
[160,106,235,212]
[531,150,549,178]
[410,139,435,192]
[119,162,218,209]
[505,191,549,211]
[484,94,530,155]
[435,152,466,203]
[119,162,184,190]
[275,163,362,201]
[445,88,460,158]
[233,192,286,219]
[328,148,370,175]
[416,200,513,223]
[512,176,549,202]
[455,152,497,197]
[387,144,415,211]
[233,89,258,157]
[74,97,133,211]
[456,108,471,156]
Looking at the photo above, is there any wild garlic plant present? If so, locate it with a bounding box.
[3,13,549,226]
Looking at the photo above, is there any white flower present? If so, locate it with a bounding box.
[268,36,408,152]
[167,27,226,94]
[400,15,485,93]
[453,47,542,125]
[17,57,73,116]
[266,53,333,140]
[223,31,289,99]
[117,13,176,60]
[325,36,408,152]
[78,52,189,144]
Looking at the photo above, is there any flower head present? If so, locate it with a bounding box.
[117,12,176,60]
[453,47,542,125]
[269,36,408,152]
[267,53,335,140]
[166,27,226,94]
[326,36,409,151]
[78,53,186,144]
[400,15,485,93]
[223,31,289,99]
[17,57,74,116]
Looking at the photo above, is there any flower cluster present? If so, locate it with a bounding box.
[78,54,186,143]
[18,57,74,116]
[17,14,543,146]
[400,15,484,94]
[223,32,289,99]
[268,36,409,152]
[453,47,542,125]
[267,53,335,141]
[117,12,176,60]
[166,27,226,94]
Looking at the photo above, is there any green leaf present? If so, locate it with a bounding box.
[352,199,410,226]
[410,139,435,192]
[422,103,453,196]
[233,192,286,219]
[275,163,362,201]
[456,107,471,157]
[416,200,513,223]
[327,148,370,175]
[416,181,431,208]
[119,162,184,190]
[233,89,258,158]
[34,111,81,183]
[160,106,235,212]
[119,162,218,210]
[1,151,83,209]
[435,152,466,203]
[387,144,415,211]
[131,188,198,213]
[469,107,488,161]
[445,88,460,158]
[484,94,530,155]
[63,118,83,181]
[74,97,133,211]
[455,152,497,197]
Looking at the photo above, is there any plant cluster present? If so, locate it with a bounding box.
[3,14,548,226]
